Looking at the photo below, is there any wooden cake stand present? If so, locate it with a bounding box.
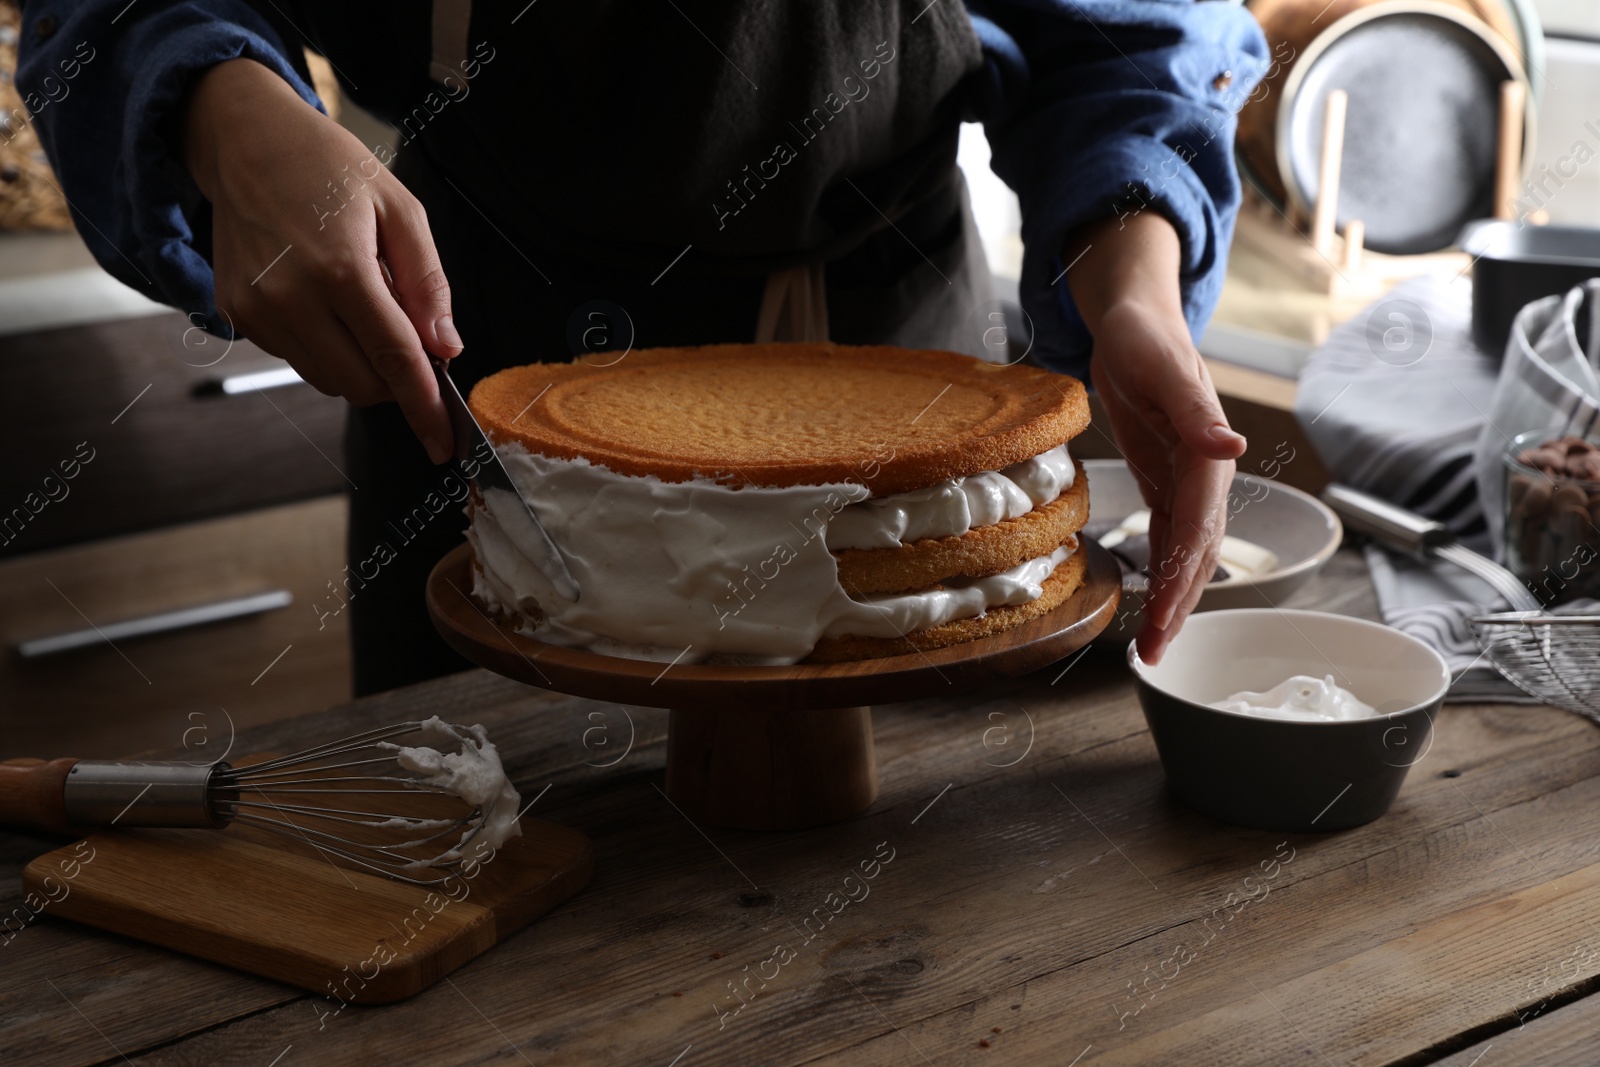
[426,540,1120,831]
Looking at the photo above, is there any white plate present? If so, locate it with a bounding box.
[1084,459,1344,644]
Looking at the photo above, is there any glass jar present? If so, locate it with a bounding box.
[1502,429,1600,605]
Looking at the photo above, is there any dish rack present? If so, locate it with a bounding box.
[1234,79,1528,298]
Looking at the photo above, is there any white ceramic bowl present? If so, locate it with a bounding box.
[1084,459,1343,643]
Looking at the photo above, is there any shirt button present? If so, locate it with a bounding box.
[34,15,58,39]
[1213,70,1233,91]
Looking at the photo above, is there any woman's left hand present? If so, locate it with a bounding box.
[1065,213,1248,664]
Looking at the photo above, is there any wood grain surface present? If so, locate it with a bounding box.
[1432,993,1600,1066]
[3,549,1599,1065]
[0,497,351,761]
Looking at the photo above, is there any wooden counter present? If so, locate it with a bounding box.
[3,550,1598,1066]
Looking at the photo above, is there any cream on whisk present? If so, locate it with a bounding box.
[1211,675,1377,723]
[384,716,523,862]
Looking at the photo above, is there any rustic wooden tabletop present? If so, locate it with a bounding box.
[4,549,1598,1066]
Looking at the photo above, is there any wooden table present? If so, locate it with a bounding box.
[4,550,1599,1066]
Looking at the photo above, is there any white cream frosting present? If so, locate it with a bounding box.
[379,717,522,865]
[824,542,1074,638]
[826,443,1074,550]
[466,443,1076,664]
[1211,675,1377,723]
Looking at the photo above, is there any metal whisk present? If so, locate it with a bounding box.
[0,721,512,886]
[1324,484,1600,724]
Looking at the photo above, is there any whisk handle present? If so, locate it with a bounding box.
[0,758,79,835]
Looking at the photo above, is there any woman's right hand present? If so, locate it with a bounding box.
[184,58,458,463]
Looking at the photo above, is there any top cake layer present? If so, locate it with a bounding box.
[467,343,1090,496]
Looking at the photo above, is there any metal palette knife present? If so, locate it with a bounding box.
[431,357,580,602]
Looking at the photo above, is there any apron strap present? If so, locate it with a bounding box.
[429,0,473,84]
[754,263,830,344]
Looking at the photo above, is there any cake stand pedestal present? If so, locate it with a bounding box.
[426,540,1120,831]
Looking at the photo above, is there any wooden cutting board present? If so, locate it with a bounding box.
[21,787,592,1004]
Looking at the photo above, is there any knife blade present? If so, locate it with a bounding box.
[431,357,580,602]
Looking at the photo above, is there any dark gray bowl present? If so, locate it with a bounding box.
[1129,609,1450,832]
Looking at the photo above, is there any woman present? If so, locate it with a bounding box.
[21,0,1266,692]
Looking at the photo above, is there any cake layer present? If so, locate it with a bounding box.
[807,547,1088,662]
[468,343,1090,495]
[836,462,1089,594]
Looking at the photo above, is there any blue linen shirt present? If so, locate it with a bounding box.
[17,0,1266,379]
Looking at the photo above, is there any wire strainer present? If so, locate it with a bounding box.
[1323,484,1600,723]
[1467,613,1600,723]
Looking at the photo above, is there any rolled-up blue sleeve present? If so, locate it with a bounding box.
[964,0,1268,379]
[17,0,321,335]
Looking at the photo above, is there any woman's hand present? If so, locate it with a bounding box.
[1066,213,1247,664]
[184,58,459,462]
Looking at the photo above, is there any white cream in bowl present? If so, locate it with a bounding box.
[1212,674,1378,722]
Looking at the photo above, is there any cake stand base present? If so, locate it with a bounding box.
[666,705,876,830]
[426,539,1119,831]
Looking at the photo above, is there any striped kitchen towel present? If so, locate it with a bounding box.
[1362,545,1533,703]
[1295,269,1496,552]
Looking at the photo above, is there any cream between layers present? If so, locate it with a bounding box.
[826,443,1074,550]
[467,442,1077,664]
